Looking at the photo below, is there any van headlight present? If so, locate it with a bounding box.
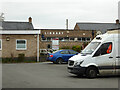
[74,60,84,66]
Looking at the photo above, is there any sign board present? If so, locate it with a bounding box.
[52,38,59,50]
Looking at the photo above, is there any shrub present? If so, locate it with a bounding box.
[72,45,81,53]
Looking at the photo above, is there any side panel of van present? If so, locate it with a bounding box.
[115,34,120,75]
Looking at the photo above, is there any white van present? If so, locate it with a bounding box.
[68,30,120,78]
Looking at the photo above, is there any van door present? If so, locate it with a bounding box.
[115,36,120,75]
[93,42,115,75]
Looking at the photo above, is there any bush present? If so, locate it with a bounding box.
[72,45,81,53]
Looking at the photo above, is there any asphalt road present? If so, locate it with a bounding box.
[2,62,120,88]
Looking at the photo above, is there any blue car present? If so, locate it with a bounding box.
[47,49,79,64]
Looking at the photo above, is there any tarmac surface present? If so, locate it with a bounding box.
[2,62,120,88]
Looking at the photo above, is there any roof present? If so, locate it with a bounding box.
[41,29,73,31]
[0,30,40,34]
[1,21,34,30]
[76,23,120,33]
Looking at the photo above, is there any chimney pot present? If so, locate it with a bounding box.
[116,19,119,24]
[29,17,32,23]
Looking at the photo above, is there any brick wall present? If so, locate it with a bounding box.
[40,29,96,49]
[0,35,37,58]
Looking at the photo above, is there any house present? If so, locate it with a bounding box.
[0,17,40,62]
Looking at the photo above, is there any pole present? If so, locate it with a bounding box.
[37,30,40,62]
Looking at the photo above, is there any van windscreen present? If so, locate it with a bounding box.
[81,42,100,54]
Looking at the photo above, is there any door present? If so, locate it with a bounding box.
[115,36,120,75]
[93,42,115,75]
[60,50,70,61]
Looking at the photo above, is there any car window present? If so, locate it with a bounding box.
[60,50,69,54]
[69,50,77,54]
[93,42,112,57]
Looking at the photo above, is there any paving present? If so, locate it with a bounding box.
[2,62,119,88]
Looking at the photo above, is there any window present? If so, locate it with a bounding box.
[42,37,47,41]
[0,40,2,50]
[60,50,69,54]
[59,32,61,34]
[56,32,58,34]
[45,32,46,34]
[16,40,27,50]
[69,50,77,54]
[70,37,74,41]
[53,32,55,34]
[59,37,64,41]
[64,37,69,41]
[82,42,101,55]
[78,37,82,41]
[86,37,91,41]
[82,37,86,41]
[50,32,52,34]
[93,42,112,57]
[47,37,51,41]
[62,32,63,34]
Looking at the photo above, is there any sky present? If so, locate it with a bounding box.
[0,0,120,29]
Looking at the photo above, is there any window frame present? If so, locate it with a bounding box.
[16,39,27,50]
[93,42,112,57]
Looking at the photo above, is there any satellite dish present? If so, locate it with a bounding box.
[96,31,102,35]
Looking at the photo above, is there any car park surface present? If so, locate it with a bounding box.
[2,62,119,88]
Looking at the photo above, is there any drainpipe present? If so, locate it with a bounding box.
[37,30,40,62]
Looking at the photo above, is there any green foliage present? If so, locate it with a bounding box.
[72,45,81,53]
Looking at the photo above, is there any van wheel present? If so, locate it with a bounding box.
[56,58,63,64]
[86,67,97,79]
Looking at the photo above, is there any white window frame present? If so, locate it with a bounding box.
[0,39,2,50]
[16,39,27,50]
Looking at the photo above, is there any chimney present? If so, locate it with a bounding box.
[116,19,119,24]
[66,19,68,30]
[28,17,32,23]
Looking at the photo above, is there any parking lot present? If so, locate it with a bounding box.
[2,62,119,88]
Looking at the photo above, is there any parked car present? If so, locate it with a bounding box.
[40,49,53,55]
[68,30,120,78]
[47,49,79,64]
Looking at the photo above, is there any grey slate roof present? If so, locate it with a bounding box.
[76,23,120,33]
[1,21,34,30]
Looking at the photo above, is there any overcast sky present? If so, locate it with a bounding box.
[1,0,120,29]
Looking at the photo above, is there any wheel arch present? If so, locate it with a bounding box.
[85,65,99,74]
